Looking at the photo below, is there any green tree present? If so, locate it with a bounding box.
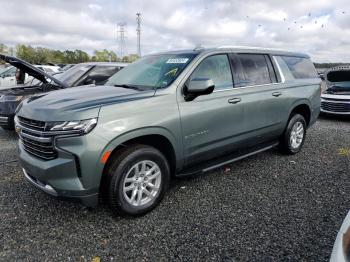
[16,44,36,63]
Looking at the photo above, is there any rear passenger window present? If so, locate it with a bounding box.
[238,54,275,86]
[191,54,233,90]
[280,56,317,79]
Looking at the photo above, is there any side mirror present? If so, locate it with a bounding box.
[184,77,215,101]
[319,73,325,81]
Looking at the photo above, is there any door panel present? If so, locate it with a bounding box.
[178,89,245,165]
[235,53,287,142]
[178,54,246,165]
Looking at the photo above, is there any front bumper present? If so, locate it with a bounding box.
[321,97,350,115]
[0,114,14,127]
[18,133,107,207]
[0,115,8,125]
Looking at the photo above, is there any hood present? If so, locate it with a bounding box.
[0,54,68,88]
[324,67,350,95]
[17,85,156,121]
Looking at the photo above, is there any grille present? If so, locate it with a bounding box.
[321,101,350,113]
[17,116,46,131]
[17,117,57,160]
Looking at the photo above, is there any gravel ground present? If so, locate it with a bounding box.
[1,116,349,261]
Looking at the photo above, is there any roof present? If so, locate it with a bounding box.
[150,46,310,58]
[78,62,129,67]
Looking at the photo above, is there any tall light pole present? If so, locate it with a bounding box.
[136,13,141,57]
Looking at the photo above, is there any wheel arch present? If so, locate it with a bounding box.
[99,127,182,186]
[288,101,312,127]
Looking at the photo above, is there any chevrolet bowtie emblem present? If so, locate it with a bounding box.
[15,125,21,134]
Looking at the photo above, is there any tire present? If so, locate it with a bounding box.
[279,114,307,155]
[107,144,170,216]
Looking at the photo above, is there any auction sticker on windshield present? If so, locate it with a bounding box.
[166,58,189,64]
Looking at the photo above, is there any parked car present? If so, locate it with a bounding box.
[15,47,321,216]
[0,64,60,88]
[321,66,350,115]
[35,65,61,74]
[0,65,17,86]
[0,54,127,129]
[59,64,75,71]
[330,210,350,262]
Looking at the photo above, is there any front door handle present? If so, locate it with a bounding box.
[228,97,241,104]
[272,92,282,97]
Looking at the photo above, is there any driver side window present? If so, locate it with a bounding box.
[191,54,233,90]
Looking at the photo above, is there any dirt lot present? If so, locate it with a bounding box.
[1,116,349,261]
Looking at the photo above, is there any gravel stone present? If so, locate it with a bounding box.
[0,116,349,261]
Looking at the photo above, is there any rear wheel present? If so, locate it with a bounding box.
[279,114,306,155]
[106,144,170,216]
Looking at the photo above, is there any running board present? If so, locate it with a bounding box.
[177,142,279,177]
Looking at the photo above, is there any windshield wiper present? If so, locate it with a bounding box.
[114,84,144,91]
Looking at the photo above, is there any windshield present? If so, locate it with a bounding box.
[55,64,92,86]
[0,66,15,77]
[0,67,10,74]
[105,53,198,90]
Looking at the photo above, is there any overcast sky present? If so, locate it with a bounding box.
[1,0,350,62]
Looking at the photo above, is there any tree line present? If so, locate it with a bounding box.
[0,43,139,64]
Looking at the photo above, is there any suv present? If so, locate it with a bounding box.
[15,47,321,216]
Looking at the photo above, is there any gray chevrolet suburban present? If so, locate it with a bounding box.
[15,47,321,216]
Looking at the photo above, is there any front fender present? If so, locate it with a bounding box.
[99,126,184,171]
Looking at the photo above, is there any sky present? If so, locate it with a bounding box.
[0,0,350,62]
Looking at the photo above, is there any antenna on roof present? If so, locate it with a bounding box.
[194,44,204,51]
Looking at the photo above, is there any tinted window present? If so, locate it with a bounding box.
[238,54,273,86]
[281,56,317,79]
[79,66,122,85]
[191,54,233,90]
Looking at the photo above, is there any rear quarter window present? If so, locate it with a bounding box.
[280,56,317,79]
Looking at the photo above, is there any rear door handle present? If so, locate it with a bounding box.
[272,92,282,97]
[228,98,241,104]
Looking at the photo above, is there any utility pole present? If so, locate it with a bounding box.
[136,13,141,57]
[117,22,127,60]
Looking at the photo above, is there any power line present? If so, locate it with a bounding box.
[136,13,141,57]
[117,22,127,59]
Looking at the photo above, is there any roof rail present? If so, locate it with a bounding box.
[217,45,284,51]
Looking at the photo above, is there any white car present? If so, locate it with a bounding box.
[0,65,60,88]
[35,65,61,74]
[321,66,350,115]
[330,210,350,262]
[0,66,17,87]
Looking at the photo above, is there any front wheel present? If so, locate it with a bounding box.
[279,114,307,155]
[107,144,170,216]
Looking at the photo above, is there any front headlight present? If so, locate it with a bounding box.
[48,118,98,134]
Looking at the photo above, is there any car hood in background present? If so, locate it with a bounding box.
[0,54,68,89]
[324,67,350,95]
[17,85,156,121]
